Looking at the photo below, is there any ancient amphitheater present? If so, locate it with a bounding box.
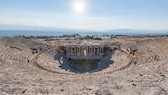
[0,36,168,95]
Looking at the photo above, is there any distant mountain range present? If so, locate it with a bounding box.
[0,29,168,37]
[0,24,168,37]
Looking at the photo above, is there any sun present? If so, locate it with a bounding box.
[73,1,86,13]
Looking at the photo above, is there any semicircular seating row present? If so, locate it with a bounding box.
[0,46,33,62]
[135,41,168,64]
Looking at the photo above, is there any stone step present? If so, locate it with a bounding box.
[11,50,21,60]
[17,52,26,61]
[6,49,16,59]
[0,48,6,57]
[0,47,5,52]
[0,49,10,58]
[4,49,14,58]
[9,49,19,60]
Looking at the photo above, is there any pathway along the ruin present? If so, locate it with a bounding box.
[33,46,135,76]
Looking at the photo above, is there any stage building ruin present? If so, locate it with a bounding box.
[65,44,105,59]
[59,43,110,73]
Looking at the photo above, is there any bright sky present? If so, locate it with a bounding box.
[0,0,168,31]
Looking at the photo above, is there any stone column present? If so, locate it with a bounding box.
[77,46,80,55]
[99,47,101,55]
[95,47,97,55]
[86,45,88,56]
[69,46,71,55]
[80,46,82,55]
[87,46,90,55]
[66,46,69,55]
[100,46,103,55]
[89,46,92,56]
[68,46,70,55]
[83,46,84,55]
[93,46,94,55]
[98,46,101,55]
[97,46,99,55]
[71,46,73,55]
[101,47,103,55]
[75,46,77,55]
[87,46,89,56]
[102,47,104,55]
[94,46,97,55]
[82,45,84,56]
[92,46,94,55]
[66,46,68,55]
[69,46,70,55]
[95,46,97,55]
[77,46,79,55]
